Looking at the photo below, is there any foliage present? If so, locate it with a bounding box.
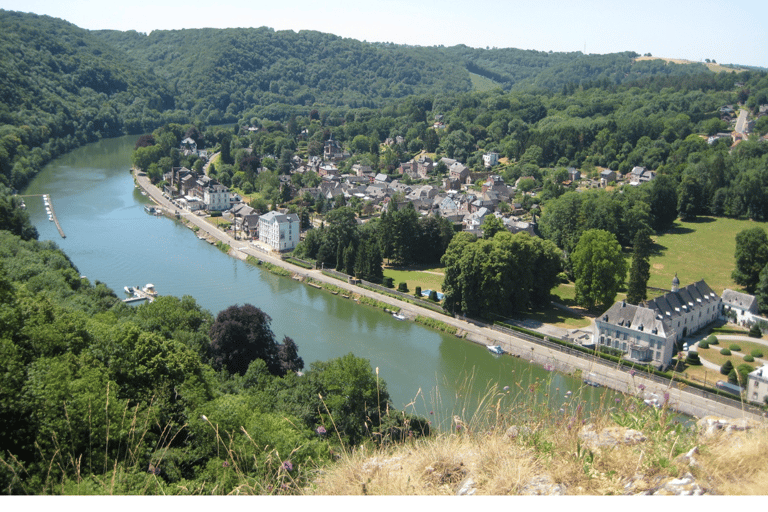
[571,229,627,310]
[720,348,731,356]
[732,227,768,294]
[441,231,562,319]
[749,324,763,338]
[707,335,719,345]
[397,282,408,293]
[208,304,303,377]
[751,348,764,358]
[720,359,734,375]
[626,227,653,304]
[685,351,702,365]
[729,344,742,352]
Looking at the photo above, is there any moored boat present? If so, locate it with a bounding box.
[487,345,503,355]
[392,313,406,320]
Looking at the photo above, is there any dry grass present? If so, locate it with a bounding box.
[308,399,768,496]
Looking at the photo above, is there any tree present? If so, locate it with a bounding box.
[732,227,768,294]
[647,174,678,232]
[209,304,300,376]
[756,262,768,314]
[626,227,652,304]
[571,229,627,310]
[720,359,734,376]
[481,215,505,239]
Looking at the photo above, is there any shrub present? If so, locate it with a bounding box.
[751,348,764,358]
[744,355,755,362]
[707,335,719,345]
[557,272,569,283]
[397,282,408,293]
[720,348,731,356]
[698,341,709,349]
[721,360,734,375]
[685,351,702,366]
[383,277,394,288]
[429,290,439,302]
[414,286,422,298]
[749,324,762,338]
[729,344,742,352]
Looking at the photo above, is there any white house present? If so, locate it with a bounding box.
[258,211,300,252]
[593,276,721,369]
[483,152,499,168]
[203,183,230,211]
[747,365,768,405]
[721,289,759,326]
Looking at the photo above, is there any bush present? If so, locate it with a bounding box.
[685,351,702,366]
[751,348,764,358]
[707,335,719,345]
[429,290,439,302]
[749,324,762,338]
[383,277,394,288]
[397,282,408,293]
[729,344,742,352]
[720,348,731,356]
[744,355,755,362]
[721,360,734,375]
[698,341,709,349]
[557,272,569,283]
[414,286,422,298]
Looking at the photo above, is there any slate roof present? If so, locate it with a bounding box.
[721,289,758,312]
[600,280,719,338]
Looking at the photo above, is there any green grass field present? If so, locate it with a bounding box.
[647,216,768,294]
[382,267,446,295]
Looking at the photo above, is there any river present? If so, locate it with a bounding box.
[23,135,618,429]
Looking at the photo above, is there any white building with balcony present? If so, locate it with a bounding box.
[258,211,300,252]
[747,365,768,405]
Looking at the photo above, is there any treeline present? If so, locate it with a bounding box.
[0,189,426,494]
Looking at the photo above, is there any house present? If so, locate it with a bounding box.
[593,276,721,369]
[323,139,344,160]
[241,214,261,238]
[483,152,499,168]
[721,289,759,326]
[600,169,617,186]
[629,166,656,185]
[447,161,470,184]
[747,365,768,404]
[567,168,581,181]
[258,211,300,252]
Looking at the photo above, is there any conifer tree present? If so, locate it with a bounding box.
[626,227,652,305]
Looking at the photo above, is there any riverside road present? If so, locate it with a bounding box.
[134,169,765,424]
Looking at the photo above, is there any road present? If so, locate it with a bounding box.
[133,169,765,423]
[735,108,749,135]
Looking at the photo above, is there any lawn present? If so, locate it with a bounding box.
[382,266,446,295]
[646,216,768,294]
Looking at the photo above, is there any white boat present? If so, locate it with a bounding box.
[124,286,135,295]
[487,345,504,355]
[142,284,158,297]
[392,313,406,320]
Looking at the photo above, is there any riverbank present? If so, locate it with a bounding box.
[132,169,765,423]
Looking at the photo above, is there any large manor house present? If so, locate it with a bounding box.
[593,276,722,369]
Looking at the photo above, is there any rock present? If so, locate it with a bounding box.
[519,475,566,496]
[456,477,476,496]
[579,424,647,449]
[505,425,531,440]
[653,472,708,496]
[675,446,700,468]
[696,416,762,438]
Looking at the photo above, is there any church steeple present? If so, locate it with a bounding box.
[672,273,680,292]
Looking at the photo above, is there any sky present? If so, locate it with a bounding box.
[3,0,767,68]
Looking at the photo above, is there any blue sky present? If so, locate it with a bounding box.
[4,0,767,68]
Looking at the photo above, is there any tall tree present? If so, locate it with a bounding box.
[732,227,768,294]
[626,227,653,304]
[647,174,678,232]
[571,229,627,310]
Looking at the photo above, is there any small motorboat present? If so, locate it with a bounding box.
[487,345,504,355]
[392,313,406,320]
